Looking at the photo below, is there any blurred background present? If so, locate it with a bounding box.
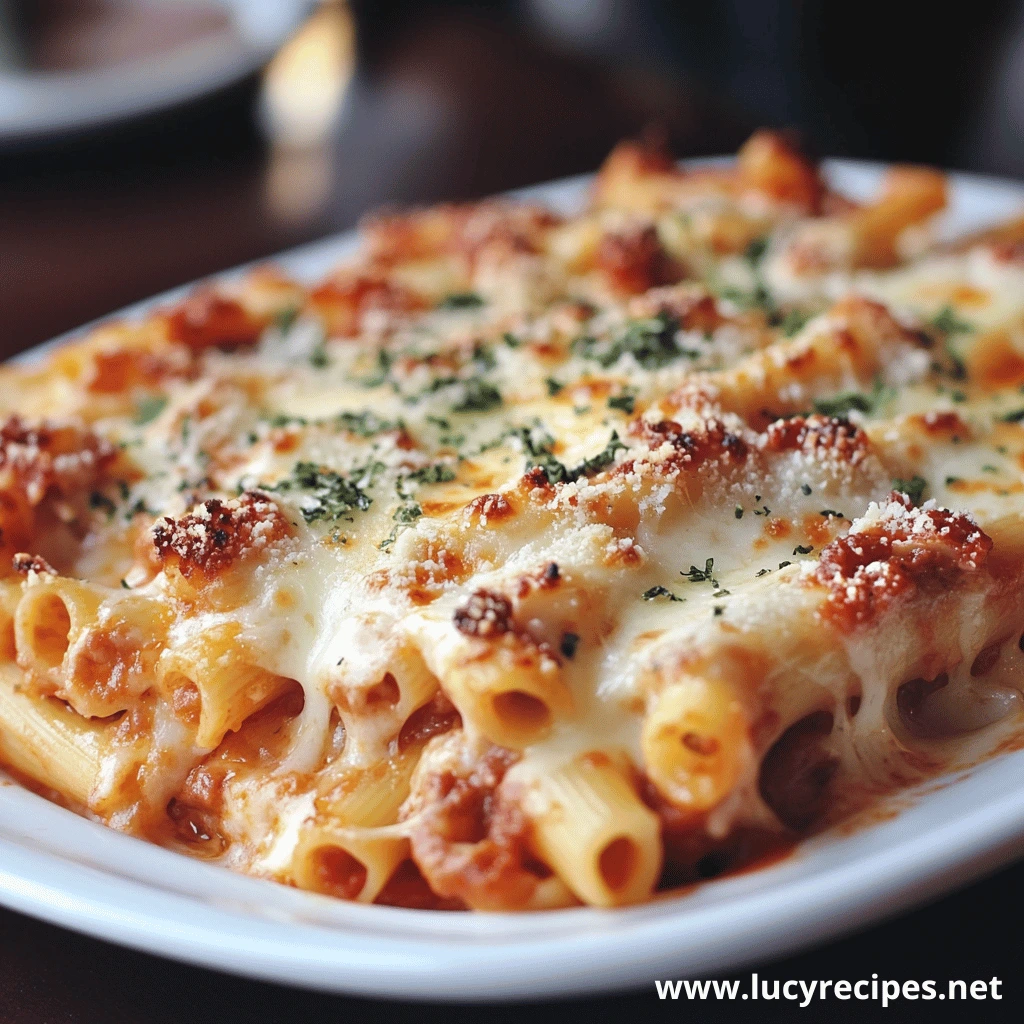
[0,0,1022,356]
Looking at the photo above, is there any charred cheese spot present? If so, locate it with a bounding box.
[813,494,992,630]
[11,553,57,576]
[630,418,750,472]
[309,273,427,338]
[453,590,513,638]
[0,415,117,505]
[595,225,684,295]
[626,286,724,334]
[86,346,186,395]
[165,290,266,351]
[464,493,515,525]
[763,415,869,464]
[152,491,292,580]
[966,332,1024,391]
[910,411,971,440]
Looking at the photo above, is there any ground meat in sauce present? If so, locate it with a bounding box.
[404,740,548,910]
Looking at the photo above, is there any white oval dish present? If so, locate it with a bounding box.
[2,160,1024,1001]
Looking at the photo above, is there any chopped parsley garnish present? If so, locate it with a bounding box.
[892,474,927,505]
[930,305,973,380]
[309,344,330,369]
[982,464,999,473]
[1001,408,1024,423]
[396,462,457,499]
[273,305,300,334]
[273,461,381,523]
[360,350,393,388]
[744,236,769,266]
[393,502,423,524]
[546,377,564,396]
[572,431,627,478]
[608,392,635,414]
[472,342,497,372]
[404,463,457,486]
[931,305,974,336]
[801,483,812,495]
[502,331,522,348]
[124,497,159,520]
[778,560,792,569]
[335,410,402,436]
[573,311,688,371]
[812,378,894,418]
[89,491,117,518]
[793,544,814,555]
[820,509,846,518]
[642,585,684,602]
[517,429,626,485]
[267,410,401,437]
[780,308,812,337]
[507,426,565,483]
[133,395,168,426]
[452,378,502,413]
[755,568,770,577]
[380,501,424,550]
[682,558,716,583]
[945,475,962,486]
[734,505,744,519]
[438,292,485,310]
[559,632,580,659]
[718,283,771,312]
[267,411,302,428]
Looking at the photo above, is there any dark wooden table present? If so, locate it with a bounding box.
[0,15,1022,1022]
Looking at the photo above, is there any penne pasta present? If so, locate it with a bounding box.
[14,576,102,693]
[641,676,751,813]
[439,633,572,750]
[157,623,294,749]
[525,753,662,908]
[291,749,421,902]
[0,663,104,806]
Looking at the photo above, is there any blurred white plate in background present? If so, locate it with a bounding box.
[0,0,313,143]
[1,161,1024,1000]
